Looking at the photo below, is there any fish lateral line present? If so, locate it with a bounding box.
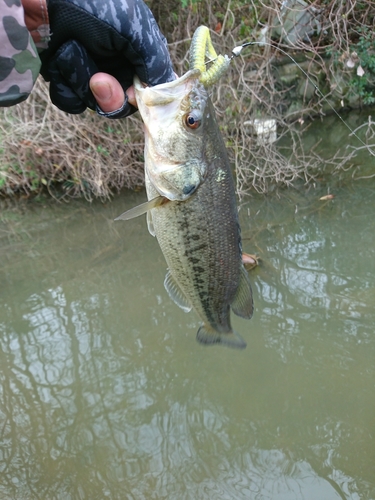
[114,195,171,221]
[231,41,375,158]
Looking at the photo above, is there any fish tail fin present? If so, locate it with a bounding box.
[196,325,247,350]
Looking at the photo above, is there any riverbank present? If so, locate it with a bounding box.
[1,0,374,199]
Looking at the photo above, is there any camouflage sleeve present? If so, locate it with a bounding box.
[0,0,42,106]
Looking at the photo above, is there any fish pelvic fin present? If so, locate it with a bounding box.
[147,210,155,236]
[114,196,169,221]
[231,265,254,319]
[196,325,247,350]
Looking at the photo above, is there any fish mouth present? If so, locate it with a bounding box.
[134,70,202,106]
[134,69,201,91]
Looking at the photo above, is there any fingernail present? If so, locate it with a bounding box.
[90,81,112,102]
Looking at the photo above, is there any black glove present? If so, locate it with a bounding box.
[40,0,175,118]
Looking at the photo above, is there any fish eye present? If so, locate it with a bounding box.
[185,112,201,130]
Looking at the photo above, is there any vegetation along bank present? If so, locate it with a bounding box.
[1,0,374,199]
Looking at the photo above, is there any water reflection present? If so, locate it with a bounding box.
[0,183,374,499]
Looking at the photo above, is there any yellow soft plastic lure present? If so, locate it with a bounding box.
[189,26,231,87]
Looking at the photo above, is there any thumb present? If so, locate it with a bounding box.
[90,73,128,113]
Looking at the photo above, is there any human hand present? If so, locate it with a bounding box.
[89,73,137,114]
[40,0,174,118]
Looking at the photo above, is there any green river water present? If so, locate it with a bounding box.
[0,118,375,499]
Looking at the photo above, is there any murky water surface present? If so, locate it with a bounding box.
[1,174,375,497]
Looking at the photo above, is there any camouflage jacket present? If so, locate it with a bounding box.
[0,0,174,110]
[0,0,49,106]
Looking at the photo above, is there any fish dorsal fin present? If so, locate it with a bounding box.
[164,271,192,312]
[114,196,168,221]
[147,210,155,237]
[231,265,254,319]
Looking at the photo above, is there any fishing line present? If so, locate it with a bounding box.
[228,41,375,157]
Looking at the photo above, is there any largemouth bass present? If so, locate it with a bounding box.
[117,67,253,349]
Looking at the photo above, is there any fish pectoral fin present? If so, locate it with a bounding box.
[196,325,247,349]
[114,196,168,221]
[231,265,254,319]
[164,271,192,312]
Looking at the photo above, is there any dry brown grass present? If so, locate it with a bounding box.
[0,78,145,200]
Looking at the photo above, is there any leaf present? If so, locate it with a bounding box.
[357,65,365,77]
[346,58,355,69]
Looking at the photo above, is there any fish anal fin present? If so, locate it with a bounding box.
[196,325,247,349]
[231,265,254,319]
[164,271,192,312]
